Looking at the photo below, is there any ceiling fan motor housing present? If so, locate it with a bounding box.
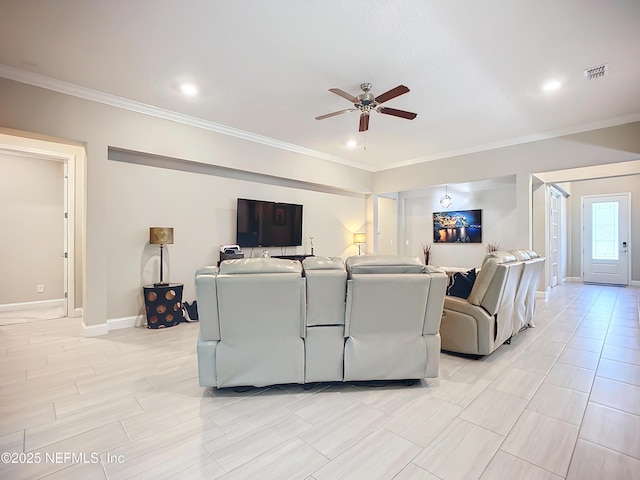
[357,93,376,110]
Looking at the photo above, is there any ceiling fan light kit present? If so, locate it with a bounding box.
[316,82,417,132]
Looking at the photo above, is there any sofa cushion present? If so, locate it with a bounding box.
[467,251,516,307]
[302,256,345,271]
[346,255,425,274]
[446,268,477,299]
[219,257,301,275]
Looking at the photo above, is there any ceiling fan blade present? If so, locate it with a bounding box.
[359,113,370,132]
[377,107,417,120]
[375,85,410,104]
[329,88,359,103]
[315,108,357,120]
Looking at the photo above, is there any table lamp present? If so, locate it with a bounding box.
[150,227,174,285]
[353,232,367,255]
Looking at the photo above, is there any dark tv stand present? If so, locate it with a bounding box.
[272,254,314,262]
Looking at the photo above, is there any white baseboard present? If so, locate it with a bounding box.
[83,321,109,337]
[562,277,639,287]
[72,307,83,318]
[83,315,145,337]
[535,289,549,300]
[0,298,65,313]
[107,315,141,330]
[563,277,583,283]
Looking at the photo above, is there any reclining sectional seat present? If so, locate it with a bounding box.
[195,255,448,388]
[440,251,523,356]
[510,249,545,332]
[344,256,447,380]
[196,258,305,388]
[302,256,347,383]
[440,250,545,356]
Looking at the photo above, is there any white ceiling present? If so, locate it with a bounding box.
[1,1,639,172]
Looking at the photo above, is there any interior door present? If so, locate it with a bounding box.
[582,194,630,285]
[549,188,560,287]
[377,196,398,255]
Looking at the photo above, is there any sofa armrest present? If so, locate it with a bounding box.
[195,266,220,341]
[423,269,447,335]
[443,295,495,354]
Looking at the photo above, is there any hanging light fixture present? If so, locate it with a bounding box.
[440,185,453,208]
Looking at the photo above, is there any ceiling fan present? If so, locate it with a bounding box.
[315,83,417,132]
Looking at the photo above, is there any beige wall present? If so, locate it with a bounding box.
[107,160,366,319]
[567,175,640,282]
[0,153,64,303]
[0,77,371,327]
[1,75,639,328]
[399,183,517,268]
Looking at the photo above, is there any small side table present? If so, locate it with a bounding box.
[143,283,184,329]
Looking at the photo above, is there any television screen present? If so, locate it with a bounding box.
[236,198,303,247]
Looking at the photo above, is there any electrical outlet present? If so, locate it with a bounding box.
[37,284,44,293]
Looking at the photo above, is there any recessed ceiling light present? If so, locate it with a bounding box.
[346,140,357,148]
[180,83,199,96]
[542,80,562,92]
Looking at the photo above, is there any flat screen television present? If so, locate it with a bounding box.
[236,198,303,248]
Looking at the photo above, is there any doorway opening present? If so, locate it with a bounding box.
[0,136,80,324]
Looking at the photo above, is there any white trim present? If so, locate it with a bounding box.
[82,322,109,337]
[73,307,83,318]
[0,64,367,171]
[630,280,640,287]
[535,289,549,300]
[107,315,141,331]
[563,277,583,283]
[82,315,145,337]
[4,63,640,173]
[381,113,640,171]
[0,298,65,313]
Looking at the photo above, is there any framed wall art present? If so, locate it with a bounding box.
[433,209,482,243]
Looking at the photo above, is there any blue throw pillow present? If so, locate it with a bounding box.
[446,268,477,299]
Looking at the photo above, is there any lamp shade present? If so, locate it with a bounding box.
[150,227,174,245]
[353,232,367,244]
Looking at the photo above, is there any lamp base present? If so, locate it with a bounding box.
[154,281,168,287]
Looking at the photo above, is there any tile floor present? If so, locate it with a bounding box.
[0,283,638,479]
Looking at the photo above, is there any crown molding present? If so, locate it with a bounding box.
[3,64,639,175]
[0,64,373,172]
[377,113,640,172]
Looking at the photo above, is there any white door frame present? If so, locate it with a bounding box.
[581,193,631,285]
[0,143,76,316]
[549,187,561,287]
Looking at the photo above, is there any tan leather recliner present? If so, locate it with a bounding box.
[440,251,523,356]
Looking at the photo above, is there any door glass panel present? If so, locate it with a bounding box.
[591,202,618,260]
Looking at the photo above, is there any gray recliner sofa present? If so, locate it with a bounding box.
[195,255,448,388]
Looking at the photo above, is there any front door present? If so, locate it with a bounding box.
[582,194,630,285]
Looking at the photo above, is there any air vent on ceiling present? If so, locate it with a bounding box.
[583,64,608,80]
